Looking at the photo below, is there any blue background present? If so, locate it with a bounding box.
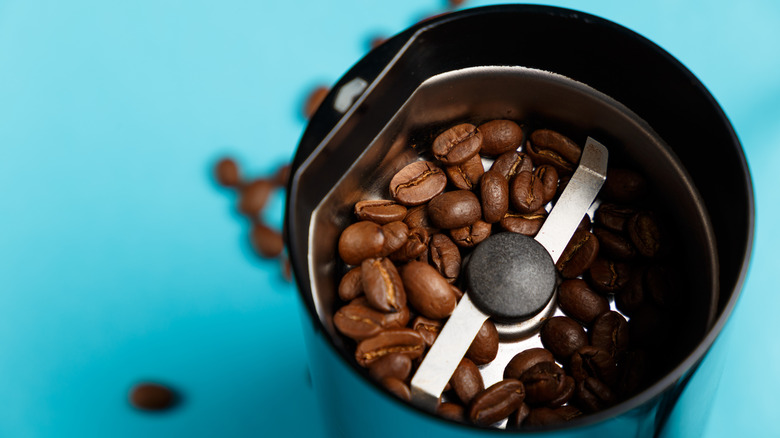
[1,0,778,436]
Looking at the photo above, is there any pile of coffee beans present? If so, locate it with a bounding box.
[331,120,686,428]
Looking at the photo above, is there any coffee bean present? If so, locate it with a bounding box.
[557,279,609,326]
[569,346,618,387]
[368,352,413,382]
[590,311,629,359]
[389,227,429,262]
[593,227,636,260]
[450,284,464,300]
[250,222,284,258]
[510,170,545,213]
[338,266,363,301]
[477,119,524,156]
[239,179,273,216]
[338,221,386,266]
[303,85,329,119]
[480,170,509,223]
[390,161,447,206]
[130,383,177,411]
[334,302,391,340]
[578,214,592,232]
[437,403,466,423]
[500,210,546,236]
[627,212,662,258]
[355,200,408,224]
[361,258,406,313]
[450,220,491,248]
[445,153,484,190]
[490,151,534,179]
[555,405,584,422]
[524,407,565,427]
[587,258,631,294]
[540,316,587,361]
[401,261,457,319]
[451,357,484,404]
[556,229,599,279]
[595,203,636,233]
[602,169,647,202]
[534,165,559,204]
[380,221,409,256]
[506,403,531,428]
[575,377,616,413]
[519,361,567,406]
[468,379,526,426]
[432,123,483,165]
[355,328,426,367]
[466,320,499,365]
[429,233,461,282]
[215,158,241,188]
[412,316,442,346]
[504,348,555,380]
[271,163,291,188]
[614,267,646,316]
[547,376,575,408]
[382,377,412,402]
[403,205,438,234]
[525,129,582,173]
[427,190,482,229]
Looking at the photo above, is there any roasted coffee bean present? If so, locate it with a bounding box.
[338,221,386,265]
[587,258,631,294]
[429,233,461,282]
[239,179,273,216]
[504,348,556,380]
[615,267,646,316]
[590,311,629,359]
[432,123,483,165]
[438,402,466,423]
[382,377,412,401]
[361,258,406,313]
[602,168,647,202]
[556,229,599,279]
[546,376,575,408]
[303,85,329,119]
[380,221,409,256]
[445,153,484,190]
[540,316,588,361]
[595,203,636,233]
[250,222,284,258]
[427,190,482,229]
[215,158,241,188]
[490,150,533,179]
[575,377,616,413]
[450,284,464,300]
[500,210,546,236]
[569,346,618,387]
[403,205,438,234]
[334,302,391,340]
[354,200,408,224]
[478,119,524,156]
[480,170,510,223]
[338,266,363,301]
[524,407,565,427]
[450,220,492,248]
[506,403,531,428]
[627,212,662,258]
[466,320,499,365]
[558,279,609,326]
[555,405,584,422]
[645,265,680,308]
[368,352,413,382]
[130,383,177,411]
[519,361,567,406]
[525,129,582,173]
[593,227,636,260]
[578,214,592,232]
[510,171,545,213]
[401,261,457,319]
[468,379,526,426]
[412,316,442,347]
[271,163,291,188]
[535,165,559,204]
[390,161,447,206]
[451,358,484,404]
[355,328,425,367]
[389,227,429,262]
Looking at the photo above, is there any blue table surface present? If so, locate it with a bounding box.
[1,1,778,436]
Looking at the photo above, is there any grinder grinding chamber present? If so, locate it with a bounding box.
[285,5,753,436]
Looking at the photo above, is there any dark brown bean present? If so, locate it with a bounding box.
[547,376,575,408]
[535,165,559,204]
[239,179,273,216]
[590,311,630,359]
[382,377,411,401]
[338,266,363,301]
[558,279,609,326]
[389,227,429,262]
[504,348,555,380]
[303,85,329,119]
[333,302,389,340]
[627,212,662,258]
[578,214,592,232]
[587,258,631,294]
[215,158,241,188]
[389,161,447,206]
[130,383,177,411]
[506,403,531,428]
[519,361,567,406]
[380,221,409,256]
[480,170,509,223]
[524,407,565,427]
[403,205,438,234]
[412,316,442,347]
[478,119,524,156]
[445,153,484,190]
[569,346,618,387]
[432,123,483,165]
[500,210,547,236]
[556,229,599,279]
[575,377,616,413]
[355,328,426,367]
[602,168,647,202]
[429,233,461,282]
[540,316,588,361]
[466,320,499,365]
[354,200,407,224]
[437,403,466,423]
[250,222,284,258]
[450,220,491,248]
[555,405,584,422]
[451,358,484,404]
[338,221,386,265]
[427,190,482,229]
[525,129,582,173]
[595,203,636,233]
[491,150,534,180]
[593,227,636,260]
[510,171,545,213]
[468,379,526,426]
[361,258,406,313]
[368,353,413,382]
[401,261,457,319]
